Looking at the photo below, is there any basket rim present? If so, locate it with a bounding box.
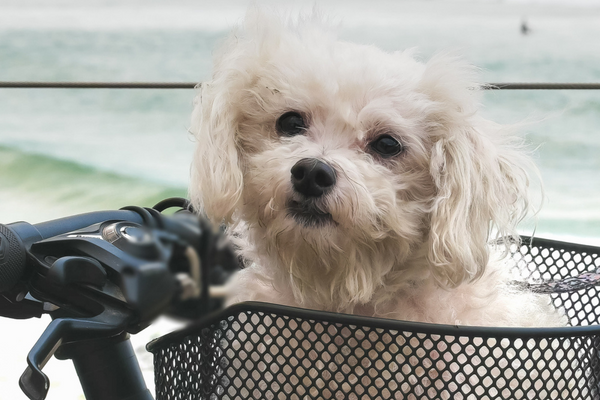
[147,300,600,352]
[148,236,600,352]
[520,235,600,254]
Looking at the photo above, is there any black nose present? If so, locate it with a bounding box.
[291,158,337,197]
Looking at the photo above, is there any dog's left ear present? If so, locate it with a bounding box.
[188,8,292,224]
[189,81,244,225]
[420,54,534,287]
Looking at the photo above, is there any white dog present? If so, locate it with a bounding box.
[189,9,565,329]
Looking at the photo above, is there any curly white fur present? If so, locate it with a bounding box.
[189,8,565,328]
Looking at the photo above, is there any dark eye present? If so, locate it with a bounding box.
[370,135,403,157]
[276,112,306,136]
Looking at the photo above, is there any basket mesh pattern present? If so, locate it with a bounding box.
[510,237,600,327]
[150,237,600,399]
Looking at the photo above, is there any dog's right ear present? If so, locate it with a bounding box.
[189,82,244,224]
[420,54,533,288]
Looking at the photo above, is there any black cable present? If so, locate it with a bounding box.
[152,197,192,213]
[144,208,165,229]
[119,206,157,228]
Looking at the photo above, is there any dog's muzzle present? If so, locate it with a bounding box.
[288,158,336,227]
[290,158,336,198]
[287,199,336,228]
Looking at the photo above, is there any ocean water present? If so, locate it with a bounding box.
[1,0,600,399]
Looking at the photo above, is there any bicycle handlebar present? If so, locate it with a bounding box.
[0,223,28,293]
[0,210,145,294]
[0,198,239,400]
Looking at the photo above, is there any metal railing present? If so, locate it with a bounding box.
[1,82,600,90]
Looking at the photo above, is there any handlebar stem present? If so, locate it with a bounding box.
[55,333,153,400]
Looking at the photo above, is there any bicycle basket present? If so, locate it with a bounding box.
[148,236,600,400]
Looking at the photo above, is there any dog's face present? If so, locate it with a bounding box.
[190,10,534,310]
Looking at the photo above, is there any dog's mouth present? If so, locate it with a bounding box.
[287,200,336,228]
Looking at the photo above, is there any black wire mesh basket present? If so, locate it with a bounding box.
[148,236,600,400]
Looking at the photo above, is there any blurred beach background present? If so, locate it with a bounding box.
[1,0,600,398]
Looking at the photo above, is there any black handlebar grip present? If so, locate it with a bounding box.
[0,224,27,293]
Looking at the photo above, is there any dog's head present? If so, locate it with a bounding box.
[189,9,535,310]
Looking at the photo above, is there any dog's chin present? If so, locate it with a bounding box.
[287,199,337,228]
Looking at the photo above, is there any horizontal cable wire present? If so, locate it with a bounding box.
[1,82,600,90]
[487,83,600,90]
[0,82,198,89]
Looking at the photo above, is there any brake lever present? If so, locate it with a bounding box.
[19,306,131,400]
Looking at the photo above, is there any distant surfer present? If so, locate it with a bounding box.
[521,17,531,35]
